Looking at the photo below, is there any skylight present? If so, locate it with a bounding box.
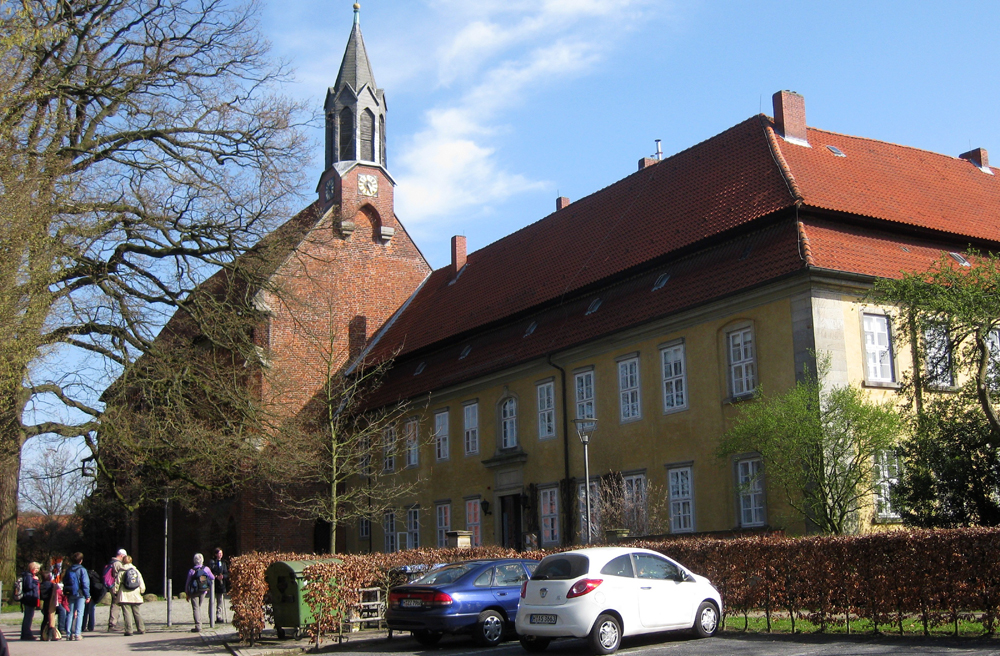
[950,252,971,267]
[585,298,602,315]
[524,321,537,337]
[652,273,670,291]
[826,145,846,157]
[414,362,426,375]
[459,345,472,360]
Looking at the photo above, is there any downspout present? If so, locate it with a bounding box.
[548,354,572,547]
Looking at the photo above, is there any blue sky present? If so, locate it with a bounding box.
[261,0,1000,270]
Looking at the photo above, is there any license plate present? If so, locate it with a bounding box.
[400,599,422,608]
[530,614,557,625]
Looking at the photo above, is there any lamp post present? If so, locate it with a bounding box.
[573,418,598,544]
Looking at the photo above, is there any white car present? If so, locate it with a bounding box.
[514,547,722,654]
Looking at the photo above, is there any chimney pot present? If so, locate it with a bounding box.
[960,147,990,171]
[451,235,467,274]
[772,90,809,146]
[556,196,571,211]
[638,157,658,171]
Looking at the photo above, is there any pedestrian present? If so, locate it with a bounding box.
[84,565,107,631]
[184,553,215,633]
[208,547,230,623]
[112,555,146,636]
[63,552,91,641]
[38,570,61,641]
[19,561,41,640]
[104,548,126,631]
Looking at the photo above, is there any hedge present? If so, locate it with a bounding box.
[229,527,1000,644]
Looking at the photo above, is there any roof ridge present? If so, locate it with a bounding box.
[759,114,804,202]
[796,219,815,266]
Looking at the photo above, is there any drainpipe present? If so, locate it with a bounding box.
[547,354,572,547]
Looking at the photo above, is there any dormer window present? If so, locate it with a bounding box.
[459,345,472,360]
[585,298,602,315]
[652,273,670,291]
[949,252,971,267]
[524,321,537,337]
[414,362,426,376]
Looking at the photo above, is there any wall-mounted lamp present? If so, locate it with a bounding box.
[480,499,492,516]
[520,493,531,510]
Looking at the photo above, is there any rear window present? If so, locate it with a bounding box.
[531,554,589,580]
[412,563,477,585]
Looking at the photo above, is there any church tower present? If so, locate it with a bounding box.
[317,2,395,232]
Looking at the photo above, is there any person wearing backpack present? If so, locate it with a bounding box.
[184,553,215,632]
[19,561,41,640]
[104,549,126,631]
[112,555,146,636]
[63,552,90,641]
[84,567,105,632]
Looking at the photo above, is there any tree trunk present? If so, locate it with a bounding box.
[0,409,24,597]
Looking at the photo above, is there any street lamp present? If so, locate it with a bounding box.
[573,418,598,544]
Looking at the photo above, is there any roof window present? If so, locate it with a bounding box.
[739,244,753,260]
[826,145,846,157]
[652,273,670,291]
[459,345,472,360]
[414,362,426,375]
[900,246,910,253]
[950,252,971,267]
[585,298,602,316]
[524,321,537,337]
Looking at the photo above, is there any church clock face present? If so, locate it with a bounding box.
[358,173,379,197]
[324,178,337,202]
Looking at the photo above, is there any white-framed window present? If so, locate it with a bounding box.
[668,467,694,533]
[728,327,756,397]
[540,487,560,546]
[464,403,479,454]
[435,503,451,547]
[737,458,765,527]
[383,511,397,553]
[383,426,396,472]
[434,410,449,461]
[501,397,518,449]
[874,450,900,520]
[623,473,647,531]
[359,436,372,477]
[407,507,420,548]
[618,357,641,421]
[465,498,482,547]
[863,314,895,383]
[537,382,555,439]
[404,419,419,468]
[923,323,953,387]
[575,370,595,424]
[661,343,687,411]
[577,480,601,543]
[359,517,370,540]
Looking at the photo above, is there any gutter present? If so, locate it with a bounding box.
[547,353,572,548]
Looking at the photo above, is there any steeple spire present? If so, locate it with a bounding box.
[325,1,386,170]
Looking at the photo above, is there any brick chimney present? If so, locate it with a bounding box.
[960,147,990,172]
[556,196,571,211]
[638,157,657,170]
[772,90,808,146]
[451,235,467,274]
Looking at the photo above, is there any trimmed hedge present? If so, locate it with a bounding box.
[229,528,1000,643]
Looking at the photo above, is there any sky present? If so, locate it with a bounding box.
[261,0,1000,270]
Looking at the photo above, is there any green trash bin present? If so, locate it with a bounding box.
[266,559,340,639]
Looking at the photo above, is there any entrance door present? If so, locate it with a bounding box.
[500,494,522,549]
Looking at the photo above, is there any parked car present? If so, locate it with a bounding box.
[386,558,538,647]
[514,547,722,654]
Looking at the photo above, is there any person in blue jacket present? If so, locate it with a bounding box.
[19,561,41,640]
[63,552,91,641]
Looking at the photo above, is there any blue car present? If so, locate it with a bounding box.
[386,559,537,647]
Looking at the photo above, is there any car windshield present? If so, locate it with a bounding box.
[531,554,589,580]
[411,563,478,585]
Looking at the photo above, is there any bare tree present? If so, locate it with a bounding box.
[19,444,92,517]
[0,0,308,589]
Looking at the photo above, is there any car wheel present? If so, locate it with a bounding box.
[519,635,551,652]
[693,601,719,638]
[413,630,443,647]
[589,613,621,655]
[474,610,505,647]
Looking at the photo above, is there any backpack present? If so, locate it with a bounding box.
[103,562,116,589]
[13,576,23,601]
[122,567,141,591]
[88,569,106,604]
[188,567,210,595]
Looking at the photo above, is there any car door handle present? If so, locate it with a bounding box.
[640,586,652,590]
[497,592,508,596]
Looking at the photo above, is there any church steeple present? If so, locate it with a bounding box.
[325,2,386,171]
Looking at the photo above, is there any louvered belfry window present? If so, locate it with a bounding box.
[361,109,375,161]
[339,107,355,161]
[379,114,386,166]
